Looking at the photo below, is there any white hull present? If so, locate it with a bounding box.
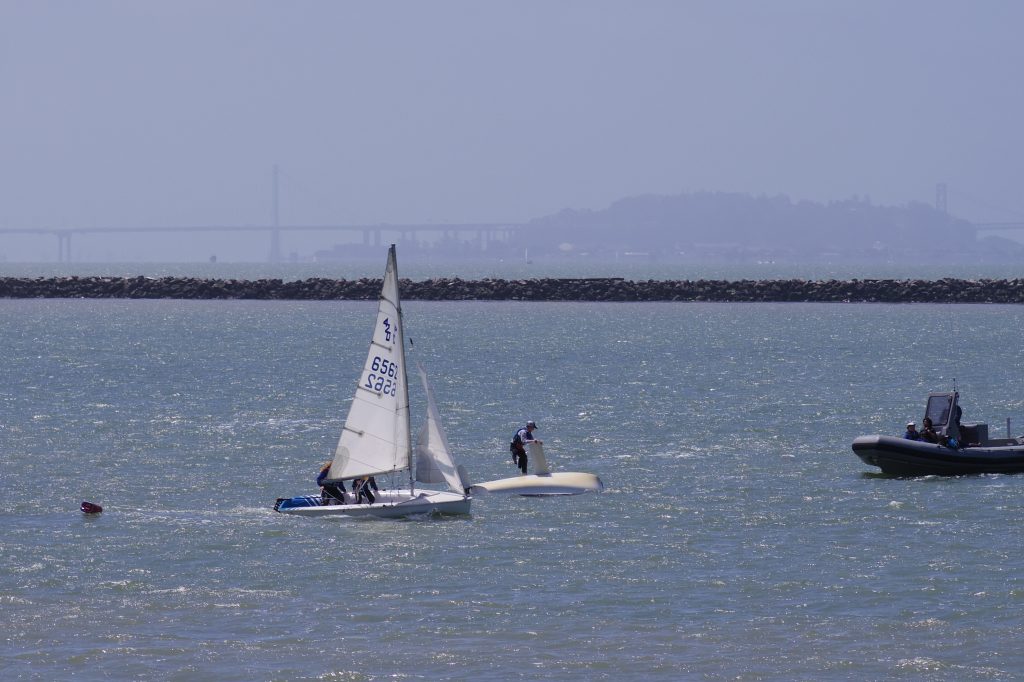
[278,489,470,518]
[470,472,603,496]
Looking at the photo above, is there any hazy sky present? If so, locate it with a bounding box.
[2,1,1023,259]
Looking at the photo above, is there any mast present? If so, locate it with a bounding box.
[391,244,415,494]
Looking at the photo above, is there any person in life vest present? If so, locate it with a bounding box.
[353,476,378,504]
[317,461,347,504]
[510,421,541,475]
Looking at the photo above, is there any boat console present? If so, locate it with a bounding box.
[925,391,962,441]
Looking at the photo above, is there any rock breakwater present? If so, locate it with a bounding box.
[3,276,1024,303]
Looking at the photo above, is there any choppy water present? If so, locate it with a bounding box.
[6,298,1024,680]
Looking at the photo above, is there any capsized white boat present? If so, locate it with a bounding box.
[470,441,603,496]
[274,245,471,518]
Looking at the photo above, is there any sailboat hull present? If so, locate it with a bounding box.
[274,488,470,518]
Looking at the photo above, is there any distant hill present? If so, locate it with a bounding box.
[525,192,1019,262]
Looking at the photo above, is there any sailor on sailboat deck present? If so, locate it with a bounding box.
[317,462,347,503]
[353,477,378,504]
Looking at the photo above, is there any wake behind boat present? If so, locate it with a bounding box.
[470,441,603,496]
[852,390,1024,476]
[274,245,470,518]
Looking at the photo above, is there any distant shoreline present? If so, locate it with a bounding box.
[3,276,1024,303]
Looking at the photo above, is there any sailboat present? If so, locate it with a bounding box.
[470,441,603,496]
[274,245,471,518]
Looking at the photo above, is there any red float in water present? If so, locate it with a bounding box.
[80,501,103,514]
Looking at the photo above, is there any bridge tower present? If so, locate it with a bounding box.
[269,164,282,262]
[936,182,948,214]
[57,231,72,262]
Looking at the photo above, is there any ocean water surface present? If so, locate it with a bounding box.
[5,298,1024,680]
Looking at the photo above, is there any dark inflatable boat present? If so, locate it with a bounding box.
[852,391,1024,476]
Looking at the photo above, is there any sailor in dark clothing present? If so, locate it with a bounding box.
[317,462,347,504]
[512,421,541,475]
[904,422,922,441]
[353,477,377,504]
[920,417,939,444]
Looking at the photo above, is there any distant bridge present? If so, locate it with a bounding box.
[0,223,534,263]
[972,222,1024,233]
[9,218,1022,263]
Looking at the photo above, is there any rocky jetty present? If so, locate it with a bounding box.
[3,275,1024,303]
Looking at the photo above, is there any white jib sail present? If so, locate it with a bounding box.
[327,245,411,481]
[414,363,465,493]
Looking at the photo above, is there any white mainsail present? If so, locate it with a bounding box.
[326,245,411,482]
[414,364,466,493]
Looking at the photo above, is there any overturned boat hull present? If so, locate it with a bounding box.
[274,488,470,518]
[852,435,1024,476]
[470,472,604,496]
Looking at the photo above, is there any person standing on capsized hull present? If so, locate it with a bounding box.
[511,421,542,475]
